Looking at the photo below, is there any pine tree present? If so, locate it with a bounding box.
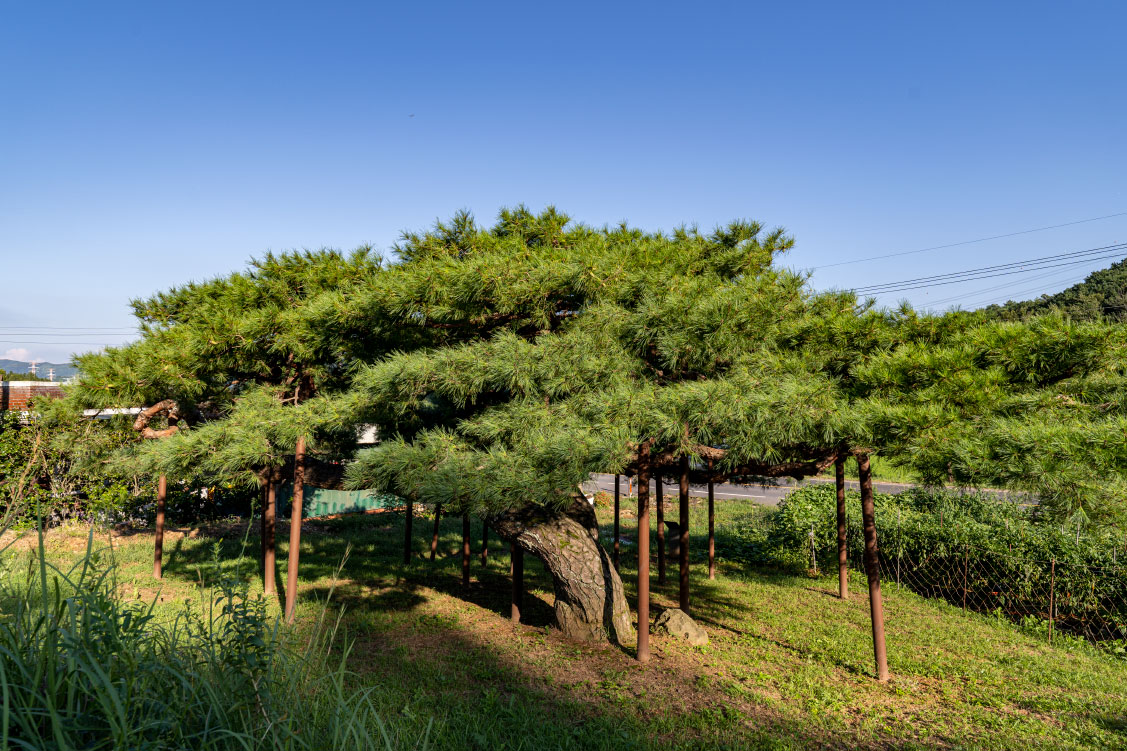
[67,208,1127,669]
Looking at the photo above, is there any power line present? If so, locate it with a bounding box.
[812,210,1127,270]
[0,340,119,345]
[0,333,135,338]
[967,275,1091,309]
[850,245,1126,297]
[852,242,1126,294]
[922,268,1089,309]
[858,252,1125,297]
[0,326,135,331]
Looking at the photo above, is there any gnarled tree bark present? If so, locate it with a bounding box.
[490,497,635,647]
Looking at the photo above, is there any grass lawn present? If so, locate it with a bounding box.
[12,497,1127,751]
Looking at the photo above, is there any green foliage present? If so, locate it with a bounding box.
[0,368,50,382]
[769,484,1125,570]
[0,405,151,523]
[746,484,1127,645]
[67,207,1127,529]
[0,527,424,750]
[986,257,1127,322]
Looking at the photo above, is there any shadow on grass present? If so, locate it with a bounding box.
[314,592,930,751]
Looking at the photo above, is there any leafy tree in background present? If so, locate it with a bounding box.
[0,369,50,382]
[0,401,146,521]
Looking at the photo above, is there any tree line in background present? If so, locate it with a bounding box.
[986,257,1127,323]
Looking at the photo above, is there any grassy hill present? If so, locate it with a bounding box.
[985,258,1127,322]
[22,496,1127,751]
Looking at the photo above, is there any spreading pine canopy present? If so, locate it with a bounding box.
[67,207,1127,526]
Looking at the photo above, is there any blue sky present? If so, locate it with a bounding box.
[2,1,1125,363]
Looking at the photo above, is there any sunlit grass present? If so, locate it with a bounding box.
[26,499,1127,751]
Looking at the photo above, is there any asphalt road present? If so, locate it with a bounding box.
[589,473,913,507]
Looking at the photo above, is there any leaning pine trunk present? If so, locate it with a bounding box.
[490,497,635,647]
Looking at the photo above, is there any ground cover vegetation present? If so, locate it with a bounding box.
[13,499,1127,750]
[0,520,425,749]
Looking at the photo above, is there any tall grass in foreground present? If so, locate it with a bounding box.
[0,523,429,750]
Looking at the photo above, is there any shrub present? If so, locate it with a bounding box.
[723,484,1127,646]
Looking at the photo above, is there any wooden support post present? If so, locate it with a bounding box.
[403,498,414,566]
[264,478,276,595]
[613,474,621,572]
[431,503,442,561]
[707,460,715,581]
[679,455,690,613]
[511,541,523,623]
[462,513,471,588]
[481,522,489,566]
[153,474,167,579]
[655,471,665,585]
[858,453,889,682]
[285,436,306,624]
[836,457,848,599]
[636,453,652,663]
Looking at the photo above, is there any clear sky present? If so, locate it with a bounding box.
[2,1,1125,363]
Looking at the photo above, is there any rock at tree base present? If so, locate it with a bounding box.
[654,608,708,646]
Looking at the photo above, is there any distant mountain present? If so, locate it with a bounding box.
[984,258,1127,323]
[0,359,79,381]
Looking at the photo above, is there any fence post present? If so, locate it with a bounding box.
[810,524,818,576]
[896,509,901,592]
[1048,557,1056,645]
[962,545,969,612]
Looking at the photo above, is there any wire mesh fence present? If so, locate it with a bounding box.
[830,520,1127,646]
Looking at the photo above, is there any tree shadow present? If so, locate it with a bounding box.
[322,598,943,751]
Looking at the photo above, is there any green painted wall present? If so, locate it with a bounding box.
[277,483,402,519]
